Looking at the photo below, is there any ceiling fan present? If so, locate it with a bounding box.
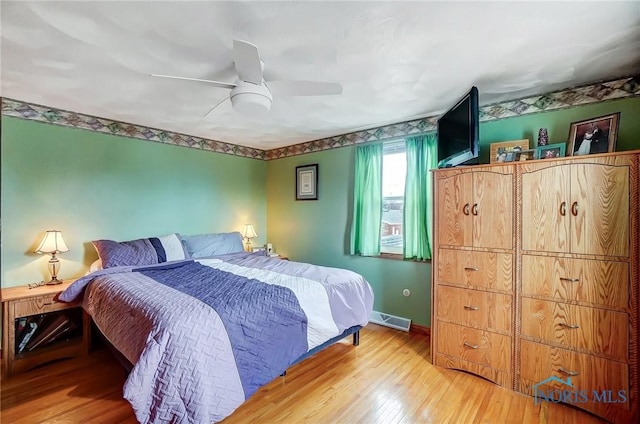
[151,39,343,117]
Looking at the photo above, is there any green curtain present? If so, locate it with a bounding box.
[350,143,383,256]
[403,133,437,260]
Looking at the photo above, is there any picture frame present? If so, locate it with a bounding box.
[567,112,620,156]
[295,164,318,200]
[514,148,536,162]
[490,139,531,163]
[534,143,566,160]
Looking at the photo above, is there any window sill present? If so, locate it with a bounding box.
[378,253,430,263]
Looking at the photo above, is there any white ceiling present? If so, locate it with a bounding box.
[2,1,639,150]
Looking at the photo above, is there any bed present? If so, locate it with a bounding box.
[59,233,374,424]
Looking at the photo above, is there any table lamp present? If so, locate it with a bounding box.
[242,224,258,252]
[35,230,69,285]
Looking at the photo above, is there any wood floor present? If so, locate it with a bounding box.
[1,324,605,423]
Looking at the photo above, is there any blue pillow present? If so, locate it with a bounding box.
[181,232,245,258]
[93,233,187,268]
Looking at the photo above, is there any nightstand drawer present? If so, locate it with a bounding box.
[13,294,76,317]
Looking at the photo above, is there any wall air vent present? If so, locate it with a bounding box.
[369,311,411,332]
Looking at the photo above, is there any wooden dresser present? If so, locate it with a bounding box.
[431,151,639,423]
[432,164,515,388]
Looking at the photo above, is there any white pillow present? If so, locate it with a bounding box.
[157,233,188,261]
[85,259,103,275]
[181,232,245,258]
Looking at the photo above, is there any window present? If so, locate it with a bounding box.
[350,133,435,260]
[381,141,406,255]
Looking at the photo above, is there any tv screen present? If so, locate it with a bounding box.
[437,86,479,168]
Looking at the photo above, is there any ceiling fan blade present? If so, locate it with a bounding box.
[233,39,263,85]
[150,74,236,90]
[204,96,231,118]
[267,80,343,96]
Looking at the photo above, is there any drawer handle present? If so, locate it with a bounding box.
[558,368,579,377]
[560,323,580,329]
[463,342,479,349]
[464,305,479,311]
[559,201,566,216]
[464,267,479,271]
[571,201,578,216]
[471,203,478,216]
[463,203,470,216]
[560,277,580,283]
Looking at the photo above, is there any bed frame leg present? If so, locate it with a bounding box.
[353,330,360,346]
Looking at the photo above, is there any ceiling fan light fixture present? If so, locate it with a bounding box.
[230,82,273,115]
[151,40,342,118]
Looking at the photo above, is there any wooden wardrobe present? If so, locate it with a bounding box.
[431,150,639,423]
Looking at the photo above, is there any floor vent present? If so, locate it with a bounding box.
[369,311,411,332]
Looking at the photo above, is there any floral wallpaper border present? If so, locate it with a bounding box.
[2,75,638,161]
[1,98,267,160]
[266,75,639,159]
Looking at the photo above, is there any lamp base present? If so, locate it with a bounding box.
[45,277,64,285]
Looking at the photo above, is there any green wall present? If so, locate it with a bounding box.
[266,97,640,327]
[479,98,640,163]
[2,97,639,322]
[266,147,430,325]
[1,117,267,286]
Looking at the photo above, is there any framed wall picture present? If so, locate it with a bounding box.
[490,139,531,163]
[295,164,318,200]
[567,112,620,156]
[534,143,566,160]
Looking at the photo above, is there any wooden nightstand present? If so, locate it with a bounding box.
[1,280,91,377]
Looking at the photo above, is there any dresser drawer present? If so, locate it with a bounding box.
[520,298,628,360]
[521,255,628,308]
[520,340,629,409]
[13,294,76,317]
[437,285,512,334]
[437,321,511,372]
[437,249,512,292]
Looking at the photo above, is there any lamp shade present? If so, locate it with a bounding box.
[35,230,69,254]
[242,224,258,239]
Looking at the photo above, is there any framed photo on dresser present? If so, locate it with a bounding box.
[490,139,530,163]
[567,112,620,156]
[534,143,566,160]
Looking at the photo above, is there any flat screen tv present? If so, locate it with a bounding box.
[436,86,480,168]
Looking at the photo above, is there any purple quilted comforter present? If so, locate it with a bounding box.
[60,252,374,423]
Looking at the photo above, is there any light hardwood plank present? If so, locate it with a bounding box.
[1,324,605,423]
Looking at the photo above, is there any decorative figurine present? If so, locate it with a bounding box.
[538,128,549,146]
